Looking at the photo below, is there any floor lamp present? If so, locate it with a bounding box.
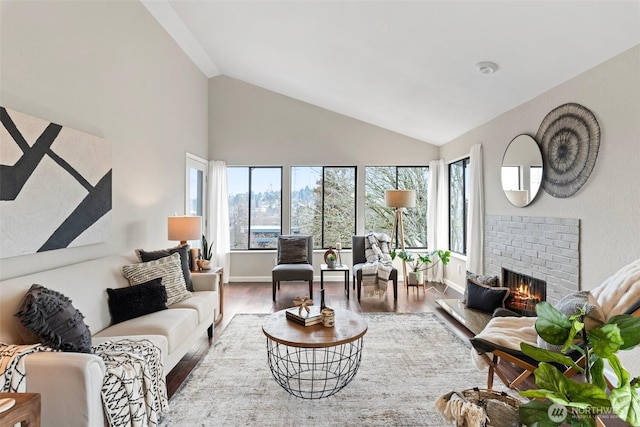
[385,189,416,287]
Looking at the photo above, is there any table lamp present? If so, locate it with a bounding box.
[168,215,202,246]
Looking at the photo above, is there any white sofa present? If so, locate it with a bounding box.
[0,254,219,427]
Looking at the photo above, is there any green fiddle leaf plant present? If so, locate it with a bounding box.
[390,249,451,272]
[518,301,640,426]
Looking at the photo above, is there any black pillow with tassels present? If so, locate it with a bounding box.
[14,284,93,353]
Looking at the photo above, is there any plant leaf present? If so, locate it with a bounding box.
[518,400,564,427]
[607,314,640,350]
[536,302,573,346]
[607,354,630,388]
[520,342,584,373]
[588,324,624,358]
[610,383,640,426]
[590,357,607,391]
[531,363,610,409]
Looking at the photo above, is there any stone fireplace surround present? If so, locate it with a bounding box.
[484,215,580,305]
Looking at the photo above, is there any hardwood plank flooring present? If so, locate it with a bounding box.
[165,279,528,397]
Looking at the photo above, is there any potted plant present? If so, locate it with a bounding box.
[517,301,640,426]
[326,252,337,269]
[197,235,213,270]
[391,249,451,285]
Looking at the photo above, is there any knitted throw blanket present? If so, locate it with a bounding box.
[0,339,167,427]
[1,343,54,392]
[361,233,394,297]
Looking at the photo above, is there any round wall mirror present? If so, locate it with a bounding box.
[501,134,543,207]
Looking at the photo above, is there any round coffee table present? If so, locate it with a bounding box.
[262,309,367,399]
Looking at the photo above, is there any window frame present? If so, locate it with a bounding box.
[227,166,283,251]
[449,157,470,256]
[364,165,429,249]
[290,165,357,249]
[185,153,208,226]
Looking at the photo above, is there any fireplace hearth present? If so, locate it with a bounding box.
[502,268,546,316]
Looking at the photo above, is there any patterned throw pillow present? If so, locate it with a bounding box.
[107,278,168,324]
[136,245,193,291]
[122,252,191,306]
[463,271,500,304]
[278,236,308,264]
[14,284,93,353]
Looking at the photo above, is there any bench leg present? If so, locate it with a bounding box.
[272,280,277,301]
[393,278,398,300]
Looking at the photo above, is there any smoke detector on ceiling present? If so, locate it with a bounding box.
[476,61,499,74]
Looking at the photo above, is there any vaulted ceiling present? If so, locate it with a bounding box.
[142,1,640,145]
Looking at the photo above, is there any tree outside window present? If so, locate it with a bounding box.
[365,166,429,248]
[291,166,356,249]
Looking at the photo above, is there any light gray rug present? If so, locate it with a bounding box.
[161,312,503,426]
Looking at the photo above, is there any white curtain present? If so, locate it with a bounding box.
[466,144,484,274]
[427,159,448,283]
[208,160,230,283]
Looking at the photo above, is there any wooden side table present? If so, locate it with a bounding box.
[192,267,224,325]
[0,393,41,427]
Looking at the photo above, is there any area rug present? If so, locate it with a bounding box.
[161,313,506,426]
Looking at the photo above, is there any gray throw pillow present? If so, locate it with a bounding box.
[14,284,93,353]
[278,237,308,264]
[136,244,193,291]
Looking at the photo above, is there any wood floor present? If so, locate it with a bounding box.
[166,279,471,397]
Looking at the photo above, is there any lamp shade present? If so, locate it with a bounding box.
[385,190,416,208]
[168,216,202,244]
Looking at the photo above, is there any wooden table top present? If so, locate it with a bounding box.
[0,392,40,427]
[262,309,367,348]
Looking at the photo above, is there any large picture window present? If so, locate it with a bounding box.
[365,166,429,248]
[449,158,470,255]
[227,166,282,250]
[291,166,356,249]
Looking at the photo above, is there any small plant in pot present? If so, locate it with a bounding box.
[391,249,451,285]
[518,301,640,426]
[326,253,337,268]
[197,235,213,270]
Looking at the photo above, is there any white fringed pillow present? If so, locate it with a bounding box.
[122,252,191,306]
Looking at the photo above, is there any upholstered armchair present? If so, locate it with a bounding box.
[351,235,398,301]
[272,235,314,301]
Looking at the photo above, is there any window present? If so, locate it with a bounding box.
[227,167,282,250]
[365,166,429,248]
[186,154,207,218]
[291,166,356,249]
[449,158,470,255]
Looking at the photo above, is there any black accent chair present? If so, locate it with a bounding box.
[272,235,314,301]
[351,235,398,301]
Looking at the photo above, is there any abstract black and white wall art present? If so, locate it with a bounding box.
[0,107,112,258]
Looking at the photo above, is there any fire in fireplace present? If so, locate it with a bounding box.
[501,268,546,316]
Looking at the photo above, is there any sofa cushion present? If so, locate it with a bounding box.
[93,308,198,354]
[122,253,191,306]
[107,278,168,325]
[465,280,510,313]
[136,245,193,291]
[170,291,216,323]
[14,284,93,353]
[463,271,500,304]
[278,236,308,264]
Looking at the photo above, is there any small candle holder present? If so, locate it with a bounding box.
[335,242,343,267]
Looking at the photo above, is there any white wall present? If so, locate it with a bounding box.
[0,0,209,280]
[209,76,440,280]
[440,44,640,291]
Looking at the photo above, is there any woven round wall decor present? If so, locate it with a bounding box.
[536,102,600,198]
